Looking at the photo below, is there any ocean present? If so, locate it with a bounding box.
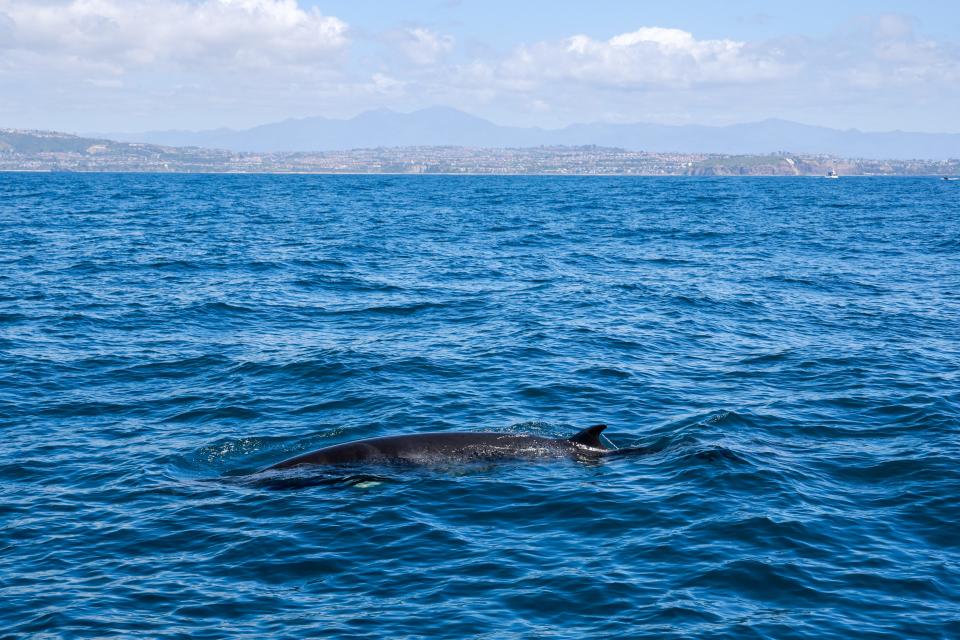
[1,174,958,638]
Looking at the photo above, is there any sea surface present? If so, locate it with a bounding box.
[1,174,959,639]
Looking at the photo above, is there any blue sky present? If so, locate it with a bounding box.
[0,0,957,133]
[310,0,960,43]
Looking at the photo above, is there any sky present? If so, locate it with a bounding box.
[0,0,958,133]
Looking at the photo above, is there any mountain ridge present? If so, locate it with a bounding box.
[94,108,960,160]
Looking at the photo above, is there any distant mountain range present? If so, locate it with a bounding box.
[97,107,960,160]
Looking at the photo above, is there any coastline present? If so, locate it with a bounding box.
[1,169,954,177]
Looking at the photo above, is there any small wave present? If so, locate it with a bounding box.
[50,311,103,326]
[169,427,346,477]
[574,365,632,379]
[682,445,750,465]
[671,293,763,310]
[187,301,259,315]
[58,260,118,275]
[290,396,372,414]
[191,435,283,465]
[162,405,261,424]
[761,274,820,286]
[39,399,135,417]
[369,356,463,378]
[640,256,696,265]
[292,274,406,293]
[364,301,446,315]
[144,259,208,271]
[518,382,603,401]
[229,356,355,381]
[290,257,350,269]
[737,349,794,365]
[682,558,823,604]
[237,470,396,491]
[0,312,27,324]
[825,457,952,484]
[113,355,231,381]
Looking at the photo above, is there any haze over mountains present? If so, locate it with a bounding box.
[99,107,960,160]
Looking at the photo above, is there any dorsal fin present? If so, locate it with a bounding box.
[569,424,607,449]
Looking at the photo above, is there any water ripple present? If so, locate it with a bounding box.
[1,175,958,638]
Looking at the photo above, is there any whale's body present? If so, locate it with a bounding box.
[266,424,618,471]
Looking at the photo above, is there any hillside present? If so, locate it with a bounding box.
[2,129,958,175]
[100,109,960,160]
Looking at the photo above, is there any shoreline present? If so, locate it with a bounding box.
[1,170,954,177]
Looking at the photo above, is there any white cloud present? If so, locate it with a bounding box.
[1,9,958,133]
[0,10,14,39]
[840,16,959,89]
[390,27,454,65]
[415,19,959,131]
[0,0,349,73]
[493,27,791,90]
[369,72,407,94]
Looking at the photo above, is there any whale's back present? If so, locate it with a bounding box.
[266,428,607,470]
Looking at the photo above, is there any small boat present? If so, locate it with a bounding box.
[825,169,840,179]
[943,176,959,181]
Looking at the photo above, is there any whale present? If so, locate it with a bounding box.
[265,424,640,471]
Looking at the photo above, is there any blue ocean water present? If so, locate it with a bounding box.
[1,173,959,638]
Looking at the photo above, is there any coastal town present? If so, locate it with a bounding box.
[2,128,958,176]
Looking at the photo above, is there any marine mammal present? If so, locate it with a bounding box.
[265,424,635,471]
